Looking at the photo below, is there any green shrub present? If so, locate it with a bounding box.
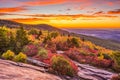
[51,55,78,76]
[38,48,48,59]
[36,30,42,39]
[14,52,27,62]
[43,35,51,43]
[2,50,15,60]
[67,37,80,48]
[0,27,9,54]
[71,37,79,47]
[15,27,29,53]
[111,51,120,72]
[50,31,59,38]
[28,28,38,35]
[103,53,111,60]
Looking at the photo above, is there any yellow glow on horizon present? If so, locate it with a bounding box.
[11,16,120,28]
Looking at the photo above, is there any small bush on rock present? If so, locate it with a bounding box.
[2,50,15,60]
[38,48,48,59]
[14,52,27,62]
[50,54,78,76]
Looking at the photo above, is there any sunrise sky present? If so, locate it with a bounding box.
[0,0,120,28]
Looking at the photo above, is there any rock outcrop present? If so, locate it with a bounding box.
[74,61,116,80]
[0,58,116,80]
[0,59,62,80]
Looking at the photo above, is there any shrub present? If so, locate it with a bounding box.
[14,52,27,62]
[92,58,112,68]
[71,37,79,47]
[38,48,48,59]
[36,30,42,39]
[15,27,29,53]
[111,51,120,72]
[97,53,104,60]
[0,27,9,54]
[43,35,51,43]
[43,51,54,64]
[50,31,59,38]
[79,49,88,56]
[67,37,79,48]
[23,44,39,56]
[45,41,56,53]
[111,74,120,80]
[28,28,38,35]
[50,54,78,76]
[2,50,15,60]
[103,53,111,60]
[56,41,69,50]
[65,48,79,60]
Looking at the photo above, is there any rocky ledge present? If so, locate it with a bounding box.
[0,59,62,80]
[0,58,116,80]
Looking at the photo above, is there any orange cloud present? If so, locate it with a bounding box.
[21,0,92,7]
[11,18,43,22]
[10,18,50,24]
[107,9,120,14]
[0,7,26,13]
[27,14,117,19]
[94,11,104,15]
[1,13,117,20]
[23,0,67,6]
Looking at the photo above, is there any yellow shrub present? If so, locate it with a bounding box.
[38,48,48,59]
[2,50,15,60]
[14,52,27,63]
[98,53,104,60]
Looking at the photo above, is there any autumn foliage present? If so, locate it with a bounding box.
[50,54,78,76]
[65,48,112,68]
[0,26,120,76]
[2,50,15,60]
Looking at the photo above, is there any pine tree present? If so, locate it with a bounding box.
[15,27,29,53]
[9,32,16,51]
[36,30,42,40]
[0,27,9,55]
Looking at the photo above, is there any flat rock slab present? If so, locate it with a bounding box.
[74,61,116,80]
[0,59,62,80]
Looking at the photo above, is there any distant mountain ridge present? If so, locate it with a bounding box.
[0,19,120,51]
[0,19,68,34]
[65,29,120,42]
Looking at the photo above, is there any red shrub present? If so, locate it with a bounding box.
[56,41,69,50]
[88,49,98,54]
[65,48,112,68]
[65,48,80,62]
[111,75,120,80]
[92,57,112,68]
[43,51,55,64]
[23,44,39,56]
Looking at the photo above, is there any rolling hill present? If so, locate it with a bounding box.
[0,19,68,34]
[0,19,120,51]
